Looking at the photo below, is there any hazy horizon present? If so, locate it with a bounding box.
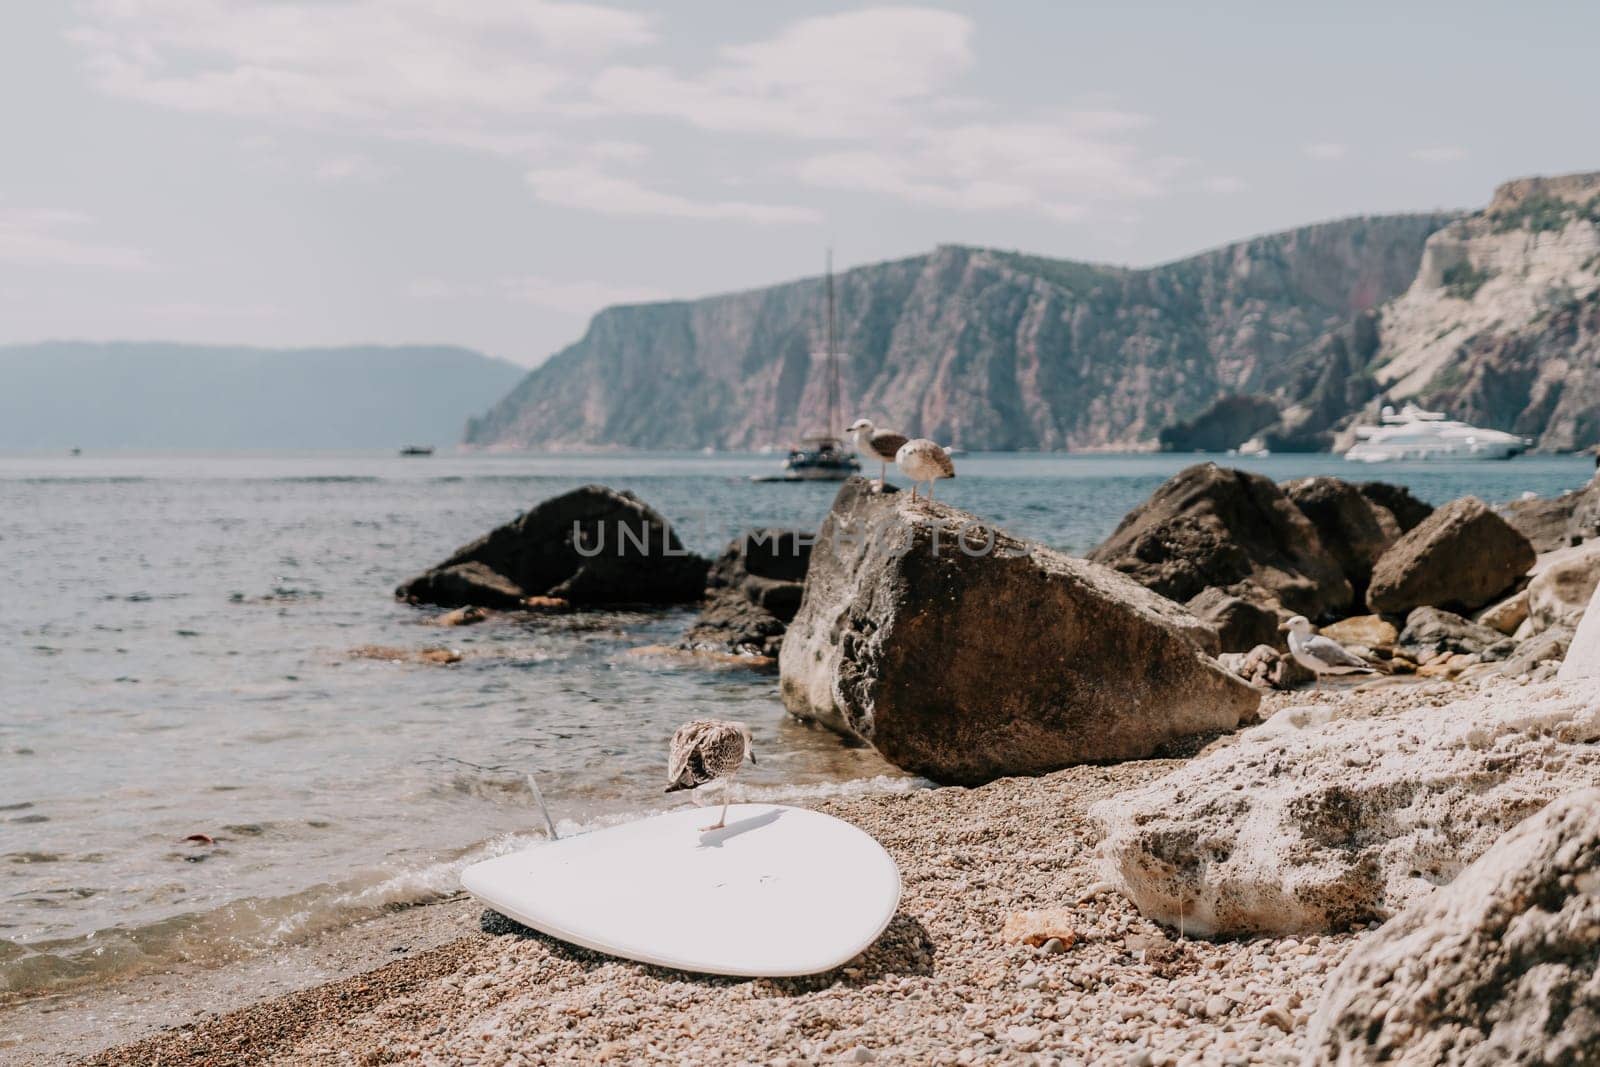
[4,2,1597,367]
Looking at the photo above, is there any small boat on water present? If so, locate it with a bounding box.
[399,445,435,457]
[1344,404,1529,463]
[753,253,861,484]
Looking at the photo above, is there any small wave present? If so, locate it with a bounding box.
[0,830,533,1002]
[16,476,149,485]
[0,773,927,1003]
[270,475,382,484]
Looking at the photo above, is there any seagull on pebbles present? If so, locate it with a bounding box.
[845,418,909,491]
[894,439,956,501]
[1282,615,1376,689]
[666,719,755,831]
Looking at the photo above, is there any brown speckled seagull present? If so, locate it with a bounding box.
[666,719,756,831]
[846,418,909,491]
[894,438,956,502]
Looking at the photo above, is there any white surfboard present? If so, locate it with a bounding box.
[461,803,901,977]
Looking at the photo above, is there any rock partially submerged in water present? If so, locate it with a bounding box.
[396,485,708,609]
[1307,788,1600,1065]
[779,478,1259,785]
[1094,678,1600,937]
[1087,463,1352,620]
[679,528,813,659]
[1367,497,1535,615]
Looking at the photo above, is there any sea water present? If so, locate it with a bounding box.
[1,449,1591,998]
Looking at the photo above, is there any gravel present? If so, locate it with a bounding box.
[42,682,1460,1066]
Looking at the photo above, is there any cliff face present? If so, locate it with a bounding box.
[466,215,1452,451]
[1370,172,1600,450]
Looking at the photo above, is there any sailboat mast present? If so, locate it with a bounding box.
[825,249,837,437]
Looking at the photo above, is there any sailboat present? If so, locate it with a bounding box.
[753,252,861,483]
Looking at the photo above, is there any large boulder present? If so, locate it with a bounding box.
[1355,481,1433,533]
[1306,789,1600,1066]
[679,529,813,658]
[1087,463,1352,619]
[1502,473,1600,553]
[780,479,1260,785]
[1093,678,1600,937]
[1282,476,1402,604]
[1366,497,1535,615]
[1527,540,1600,633]
[396,485,708,609]
[1185,588,1284,653]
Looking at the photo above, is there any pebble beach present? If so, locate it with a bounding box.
[5,684,1431,1067]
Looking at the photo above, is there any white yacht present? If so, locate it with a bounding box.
[1344,404,1529,463]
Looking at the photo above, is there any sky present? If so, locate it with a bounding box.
[2,2,1597,367]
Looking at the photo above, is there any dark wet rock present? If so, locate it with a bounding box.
[397,485,708,609]
[1282,476,1403,605]
[403,562,527,611]
[1157,394,1279,453]
[1087,463,1352,619]
[680,529,813,658]
[1398,607,1514,661]
[1185,588,1283,653]
[1354,481,1433,533]
[780,478,1258,785]
[1307,788,1600,1065]
[1367,497,1535,615]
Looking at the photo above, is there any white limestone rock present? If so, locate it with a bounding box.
[1094,678,1600,937]
[1305,788,1600,1065]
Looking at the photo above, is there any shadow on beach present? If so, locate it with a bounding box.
[477,908,936,992]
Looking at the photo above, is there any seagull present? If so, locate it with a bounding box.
[1281,615,1376,689]
[845,418,909,491]
[894,439,956,501]
[666,719,755,831]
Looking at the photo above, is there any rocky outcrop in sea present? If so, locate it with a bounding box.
[395,484,708,609]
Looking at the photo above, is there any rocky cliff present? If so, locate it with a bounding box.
[1353,172,1600,451]
[466,215,1453,451]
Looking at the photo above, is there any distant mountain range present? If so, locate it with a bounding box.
[0,343,524,450]
[464,170,1600,454]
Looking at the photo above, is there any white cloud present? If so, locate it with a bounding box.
[1202,175,1249,194]
[501,276,668,314]
[68,3,1177,226]
[70,0,655,129]
[526,166,819,223]
[798,113,1175,221]
[1411,145,1467,164]
[0,206,151,270]
[1303,142,1348,161]
[590,8,975,139]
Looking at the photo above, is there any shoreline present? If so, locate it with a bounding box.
[5,686,1388,1066]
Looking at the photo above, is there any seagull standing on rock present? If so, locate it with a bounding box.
[666,719,755,831]
[845,418,909,491]
[1282,615,1376,689]
[894,439,956,502]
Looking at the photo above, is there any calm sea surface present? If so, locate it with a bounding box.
[2,449,1592,998]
